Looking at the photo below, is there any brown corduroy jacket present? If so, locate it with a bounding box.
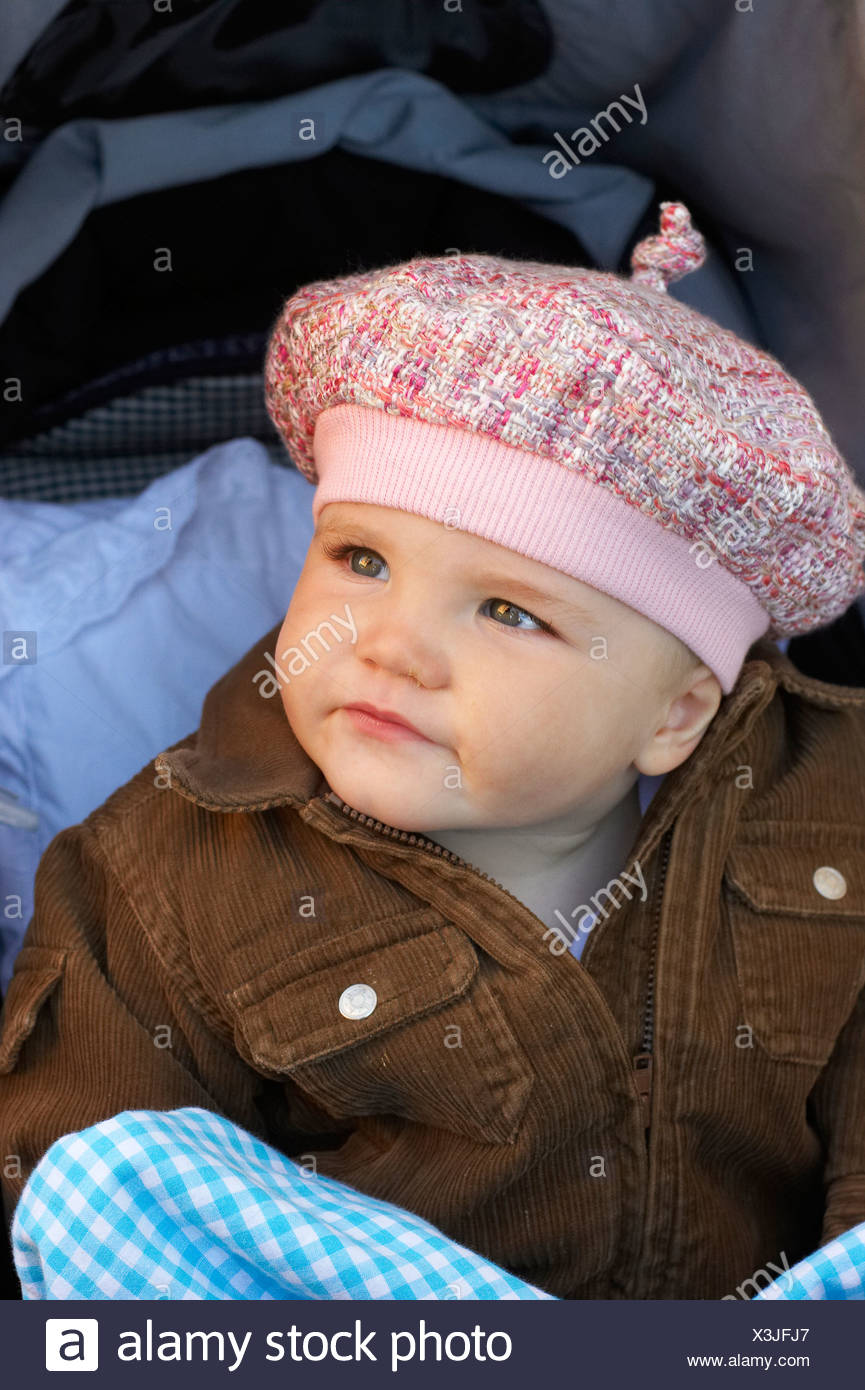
[2,623,865,1300]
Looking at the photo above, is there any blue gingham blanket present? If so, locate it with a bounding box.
[10,1107,865,1300]
[11,1108,553,1300]
[752,1223,865,1300]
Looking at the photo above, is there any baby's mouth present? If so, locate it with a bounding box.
[341,704,435,745]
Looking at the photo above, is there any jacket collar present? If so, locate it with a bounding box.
[155,622,865,826]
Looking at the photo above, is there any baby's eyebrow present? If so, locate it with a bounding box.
[315,517,595,624]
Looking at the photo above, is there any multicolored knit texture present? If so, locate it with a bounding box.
[264,201,865,650]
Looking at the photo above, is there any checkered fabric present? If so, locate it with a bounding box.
[0,374,284,503]
[10,1108,555,1301]
[12,1107,864,1301]
[753,1222,865,1300]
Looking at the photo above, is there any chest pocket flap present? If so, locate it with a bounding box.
[226,919,533,1145]
[724,839,865,1066]
[0,945,67,1074]
[229,923,477,1071]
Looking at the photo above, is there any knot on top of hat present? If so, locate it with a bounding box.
[630,201,706,293]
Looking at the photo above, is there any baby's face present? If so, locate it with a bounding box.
[275,502,718,834]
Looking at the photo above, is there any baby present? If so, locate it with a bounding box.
[2,203,865,1301]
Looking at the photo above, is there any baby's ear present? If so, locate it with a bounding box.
[635,669,722,776]
[668,665,721,729]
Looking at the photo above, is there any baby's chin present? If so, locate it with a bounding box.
[321,772,436,832]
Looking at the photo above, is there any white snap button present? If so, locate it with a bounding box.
[813,866,847,900]
[338,983,378,1020]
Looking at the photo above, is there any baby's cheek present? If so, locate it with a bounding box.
[468,728,539,799]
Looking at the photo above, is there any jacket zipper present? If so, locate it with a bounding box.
[323,790,524,893]
[323,790,670,1143]
[632,824,672,1148]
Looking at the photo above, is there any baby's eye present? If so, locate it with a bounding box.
[481,598,551,633]
[321,539,553,634]
[320,539,386,577]
[346,546,385,578]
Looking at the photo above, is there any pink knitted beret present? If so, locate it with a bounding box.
[264,202,865,693]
